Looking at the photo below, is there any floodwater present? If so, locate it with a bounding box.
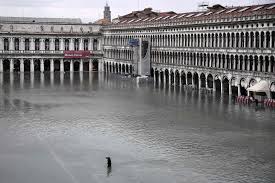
[0,72,275,183]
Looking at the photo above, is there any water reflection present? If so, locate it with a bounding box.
[0,72,275,183]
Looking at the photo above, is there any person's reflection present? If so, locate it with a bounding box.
[106,166,112,177]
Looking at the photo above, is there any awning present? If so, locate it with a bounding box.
[247,80,269,93]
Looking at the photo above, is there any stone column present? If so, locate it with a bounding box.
[237,84,241,96]
[40,38,45,51]
[79,38,84,50]
[20,59,24,72]
[229,80,232,95]
[30,38,35,51]
[50,38,55,51]
[50,59,54,72]
[0,38,4,51]
[185,75,188,86]
[30,58,34,72]
[9,38,14,51]
[88,38,93,50]
[198,76,201,90]
[70,60,74,72]
[179,73,182,86]
[221,80,224,93]
[69,39,74,51]
[89,59,93,72]
[268,58,272,73]
[205,79,208,90]
[19,38,24,51]
[0,59,2,72]
[10,59,14,73]
[40,59,44,72]
[159,71,162,84]
[213,79,216,92]
[60,38,64,51]
[60,59,64,72]
[80,59,83,72]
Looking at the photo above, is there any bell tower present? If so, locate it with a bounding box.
[104,2,111,22]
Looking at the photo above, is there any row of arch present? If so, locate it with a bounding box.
[103,61,133,74]
[104,49,134,61]
[2,38,99,51]
[104,31,275,49]
[150,68,275,98]
[0,59,98,72]
[151,52,275,73]
[101,60,275,98]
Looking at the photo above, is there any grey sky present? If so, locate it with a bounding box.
[0,0,273,23]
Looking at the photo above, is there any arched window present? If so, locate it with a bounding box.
[74,39,79,50]
[14,38,19,50]
[45,39,50,51]
[93,39,98,50]
[65,39,69,50]
[84,39,89,50]
[4,38,9,51]
[55,39,59,51]
[25,39,30,50]
[35,39,40,50]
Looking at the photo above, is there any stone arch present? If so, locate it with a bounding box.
[164,69,169,84]
[83,60,89,72]
[44,59,50,72]
[64,61,70,72]
[207,74,213,89]
[92,59,98,71]
[73,61,80,72]
[222,76,230,94]
[193,72,199,88]
[187,72,192,85]
[249,78,257,87]
[240,78,247,96]
[181,71,186,85]
[122,64,126,74]
[200,73,206,88]
[24,59,30,72]
[13,59,20,72]
[34,59,41,72]
[3,59,10,72]
[271,82,275,99]
[175,70,180,86]
[126,64,129,73]
[54,59,60,72]
[214,75,221,92]
[231,77,238,96]
[170,69,175,85]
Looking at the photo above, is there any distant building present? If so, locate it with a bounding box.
[103,3,275,98]
[104,3,112,22]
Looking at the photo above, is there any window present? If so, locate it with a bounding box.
[65,39,69,50]
[93,39,98,50]
[45,39,50,50]
[84,39,89,50]
[25,39,30,50]
[35,39,40,50]
[4,38,9,51]
[74,39,79,50]
[14,38,19,50]
[55,39,59,51]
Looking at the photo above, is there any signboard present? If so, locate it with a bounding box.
[129,39,139,46]
[64,51,90,58]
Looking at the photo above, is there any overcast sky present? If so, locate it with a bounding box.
[0,0,273,23]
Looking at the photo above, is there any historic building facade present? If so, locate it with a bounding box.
[1,3,275,98]
[0,17,104,73]
[102,4,275,98]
